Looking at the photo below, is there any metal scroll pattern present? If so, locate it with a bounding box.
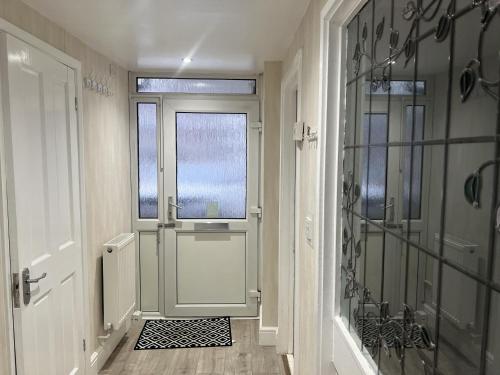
[352,0,499,100]
[342,0,500,371]
[342,172,437,372]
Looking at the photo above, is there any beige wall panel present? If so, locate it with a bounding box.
[281,0,328,373]
[262,61,282,327]
[0,0,132,364]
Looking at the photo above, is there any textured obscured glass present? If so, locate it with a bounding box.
[138,103,158,219]
[176,113,247,219]
[137,78,256,94]
[361,113,388,220]
[403,105,424,219]
[366,80,426,96]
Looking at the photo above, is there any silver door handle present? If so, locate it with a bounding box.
[25,272,47,284]
[22,268,47,305]
[379,203,394,209]
[167,196,182,222]
[382,197,395,223]
[168,202,183,209]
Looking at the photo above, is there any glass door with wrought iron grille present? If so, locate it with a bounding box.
[340,1,500,374]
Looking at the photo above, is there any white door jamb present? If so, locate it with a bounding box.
[316,0,378,374]
[277,49,302,368]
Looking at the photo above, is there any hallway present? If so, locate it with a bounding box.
[0,0,499,374]
[99,319,288,375]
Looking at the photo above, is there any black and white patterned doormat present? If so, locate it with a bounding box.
[134,317,232,350]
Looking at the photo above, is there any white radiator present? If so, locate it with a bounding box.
[103,233,136,331]
[430,233,479,330]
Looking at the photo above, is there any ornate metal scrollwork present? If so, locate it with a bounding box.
[351,0,499,101]
[459,2,499,102]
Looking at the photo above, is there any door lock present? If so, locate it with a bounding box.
[22,268,47,305]
[12,273,20,308]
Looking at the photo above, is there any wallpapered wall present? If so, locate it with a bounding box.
[0,0,132,371]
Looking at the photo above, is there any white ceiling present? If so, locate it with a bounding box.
[23,0,311,74]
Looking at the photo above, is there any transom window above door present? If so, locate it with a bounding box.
[136,77,257,95]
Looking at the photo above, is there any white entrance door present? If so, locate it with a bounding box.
[162,98,260,316]
[2,34,85,374]
[360,97,432,311]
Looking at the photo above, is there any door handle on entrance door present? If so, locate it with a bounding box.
[168,202,183,209]
[379,197,395,223]
[167,196,182,222]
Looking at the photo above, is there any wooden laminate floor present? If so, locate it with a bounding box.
[99,319,288,375]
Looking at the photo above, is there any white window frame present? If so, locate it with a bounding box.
[129,72,260,96]
[316,0,381,374]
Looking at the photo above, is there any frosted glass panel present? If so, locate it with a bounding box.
[137,78,256,94]
[176,113,247,219]
[403,105,424,219]
[137,103,158,219]
[361,113,388,220]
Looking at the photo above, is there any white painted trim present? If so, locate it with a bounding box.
[258,326,278,346]
[259,328,278,346]
[89,319,131,374]
[277,48,302,358]
[0,16,91,375]
[316,0,369,375]
[286,353,295,375]
[333,317,377,375]
[258,304,277,346]
[0,33,16,375]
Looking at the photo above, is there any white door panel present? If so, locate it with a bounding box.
[2,34,84,375]
[177,232,246,304]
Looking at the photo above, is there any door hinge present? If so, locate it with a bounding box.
[83,339,86,352]
[250,206,262,219]
[11,273,20,308]
[250,122,262,132]
[75,97,78,111]
[249,289,261,302]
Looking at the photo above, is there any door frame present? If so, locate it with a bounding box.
[0,17,90,375]
[277,48,302,371]
[316,0,378,375]
[129,92,262,318]
[129,96,164,318]
[162,96,260,317]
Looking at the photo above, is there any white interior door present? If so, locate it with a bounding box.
[162,97,260,317]
[1,34,85,375]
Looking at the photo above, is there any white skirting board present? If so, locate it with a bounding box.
[259,306,278,346]
[89,318,131,374]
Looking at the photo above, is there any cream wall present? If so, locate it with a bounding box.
[261,61,282,327]
[0,0,131,367]
[281,0,327,373]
